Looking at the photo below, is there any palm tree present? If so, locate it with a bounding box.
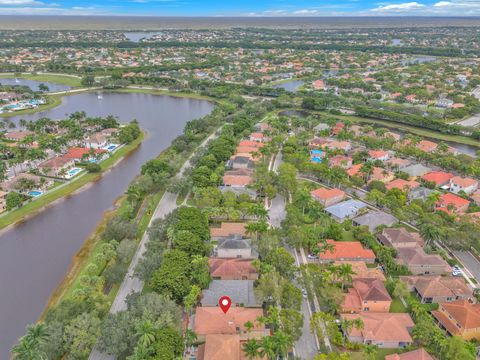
[337,263,356,290]
[272,330,291,359]
[135,320,156,347]
[362,344,378,360]
[12,323,49,360]
[258,336,276,360]
[420,223,443,246]
[243,339,261,360]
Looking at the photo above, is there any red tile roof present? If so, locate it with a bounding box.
[422,171,454,186]
[210,223,246,238]
[385,348,434,360]
[310,187,345,201]
[208,258,257,279]
[436,193,470,213]
[63,147,106,159]
[194,307,264,335]
[319,240,375,261]
[450,176,478,188]
[386,179,420,192]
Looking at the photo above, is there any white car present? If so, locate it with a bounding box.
[302,289,308,299]
[307,254,319,260]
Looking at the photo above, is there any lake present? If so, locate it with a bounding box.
[124,32,161,42]
[0,78,71,92]
[0,91,214,357]
[272,80,305,92]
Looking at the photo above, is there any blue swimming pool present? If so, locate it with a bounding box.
[28,190,43,197]
[66,167,82,178]
[106,144,118,151]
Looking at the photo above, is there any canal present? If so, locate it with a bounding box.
[0,91,214,357]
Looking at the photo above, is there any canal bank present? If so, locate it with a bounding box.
[0,91,214,358]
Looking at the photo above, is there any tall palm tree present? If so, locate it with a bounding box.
[337,263,356,290]
[272,330,291,359]
[420,223,443,246]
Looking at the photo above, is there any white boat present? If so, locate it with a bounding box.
[97,94,103,100]
[15,78,19,83]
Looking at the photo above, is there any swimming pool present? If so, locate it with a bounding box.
[65,167,82,178]
[27,190,43,197]
[103,144,119,152]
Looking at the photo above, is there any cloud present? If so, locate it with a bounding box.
[0,0,43,5]
[371,2,426,12]
[293,9,320,14]
[0,5,102,14]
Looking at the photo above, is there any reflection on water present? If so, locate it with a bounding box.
[0,78,71,92]
[0,92,213,357]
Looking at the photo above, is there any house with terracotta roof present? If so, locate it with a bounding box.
[309,137,330,149]
[396,247,450,275]
[449,176,478,195]
[210,222,246,240]
[324,140,351,152]
[329,155,353,169]
[249,132,267,143]
[310,187,346,207]
[341,312,414,348]
[377,228,423,249]
[197,334,241,360]
[435,193,470,214]
[416,140,438,153]
[386,179,420,192]
[63,147,106,162]
[319,240,375,264]
[347,164,363,178]
[385,158,410,170]
[38,156,75,177]
[223,169,253,187]
[4,130,34,141]
[401,275,473,304]
[422,171,454,187]
[385,348,434,360]
[368,150,390,162]
[472,189,480,206]
[208,258,258,280]
[238,140,264,149]
[331,122,345,136]
[432,300,480,340]
[194,307,265,339]
[334,261,385,282]
[369,167,395,183]
[342,278,392,313]
[312,79,326,90]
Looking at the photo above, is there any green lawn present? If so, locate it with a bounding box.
[390,297,408,313]
[349,348,401,360]
[0,73,81,87]
[0,133,144,230]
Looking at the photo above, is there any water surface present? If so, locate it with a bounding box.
[0,92,213,357]
[0,78,71,92]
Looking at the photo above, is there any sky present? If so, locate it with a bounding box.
[0,0,479,16]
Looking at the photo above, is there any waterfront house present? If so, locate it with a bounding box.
[1,173,53,193]
[319,240,375,264]
[38,156,75,177]
[310,187,346,207]
[63,147,106,162]
[84,132,108,149]
[341,312,414,348]
[432,300,480,341]
[4,130,34,142]
[400,275,473,304]
[341,278,392,313]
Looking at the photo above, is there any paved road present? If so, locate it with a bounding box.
[453,250,480,283]
[89,126,222,360]
[268,151,319,360]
